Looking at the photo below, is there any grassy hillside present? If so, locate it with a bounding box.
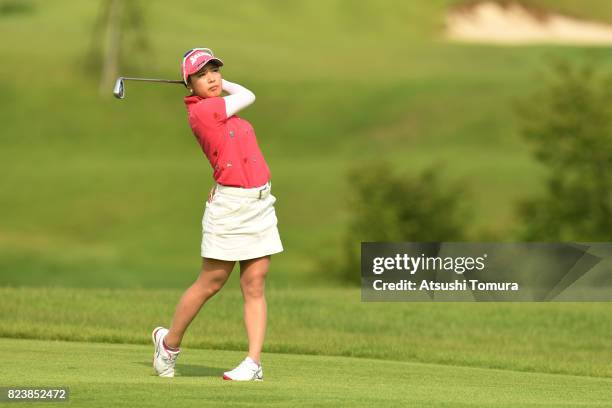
[2,1,612,287]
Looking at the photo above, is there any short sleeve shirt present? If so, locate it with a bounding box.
[184,95,271,188]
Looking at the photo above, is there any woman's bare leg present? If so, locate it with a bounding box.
[164,257,235,348]
[239,255,271,364]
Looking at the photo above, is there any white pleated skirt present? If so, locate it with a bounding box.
[201,181,284,261]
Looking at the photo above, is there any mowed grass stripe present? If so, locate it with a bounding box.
[1,287,611,379]
[3,338,611,408]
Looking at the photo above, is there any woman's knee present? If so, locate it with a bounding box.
[200,276,227,297]
[195,261,234,297]
[239,257,269,299]
[240,275,266,299]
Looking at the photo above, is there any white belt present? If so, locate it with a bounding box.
[214,181,271,199]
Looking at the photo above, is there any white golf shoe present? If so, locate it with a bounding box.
[222,357,263,381]
[151,327,180,377]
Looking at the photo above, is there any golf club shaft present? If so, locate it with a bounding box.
[113,76,185,99]
[121,77,183,84]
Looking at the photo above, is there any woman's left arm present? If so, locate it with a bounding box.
[222,79,256,117]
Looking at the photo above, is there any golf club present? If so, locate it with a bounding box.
[113,77,184,99]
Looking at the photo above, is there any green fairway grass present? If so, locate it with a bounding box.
[4,338,611,407]
[1,287,611,379]
[4,1,612,287]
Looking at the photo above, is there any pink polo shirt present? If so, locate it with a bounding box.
[184,95,271,188]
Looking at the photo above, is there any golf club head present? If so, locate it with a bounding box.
[113,77,125,99]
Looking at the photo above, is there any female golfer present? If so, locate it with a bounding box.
[151,47,283,381]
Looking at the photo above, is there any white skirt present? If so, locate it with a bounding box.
[201,181,284,261]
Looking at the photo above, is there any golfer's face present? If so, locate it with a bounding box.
[191,65,222,98]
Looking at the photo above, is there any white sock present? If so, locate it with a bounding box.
[245,357,260,367]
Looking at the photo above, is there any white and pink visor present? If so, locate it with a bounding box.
[181,48,224,85]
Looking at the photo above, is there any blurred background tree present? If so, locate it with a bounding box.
[336,162,471,285]
[516,60,612,241]
[85,0,150,94]
[0,0,34,15]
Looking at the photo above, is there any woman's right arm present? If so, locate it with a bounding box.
[222,79,256,117]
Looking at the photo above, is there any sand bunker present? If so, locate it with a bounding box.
[446,1,612,45]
